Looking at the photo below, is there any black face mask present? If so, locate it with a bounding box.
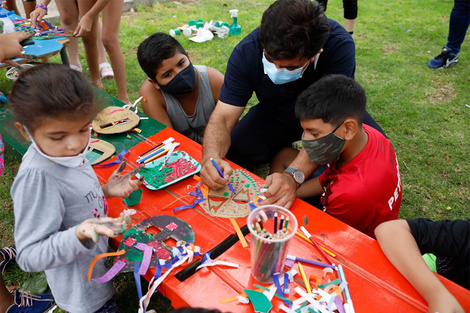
[158,62,196,95]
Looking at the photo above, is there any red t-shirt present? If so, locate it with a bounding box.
[318,124,402,238]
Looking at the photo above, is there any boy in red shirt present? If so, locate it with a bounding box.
[270,74,402,237]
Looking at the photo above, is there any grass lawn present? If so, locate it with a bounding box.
[0,0,468,312]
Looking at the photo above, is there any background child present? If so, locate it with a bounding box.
[137,32,224,144]
[30,0,130,104]
[268,74,401,238]
[9,64,142,313]
[375,218,468,313]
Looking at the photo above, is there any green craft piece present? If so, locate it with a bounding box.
[21,272,48,294]
[123,188,142,207]
[244,289,272,313]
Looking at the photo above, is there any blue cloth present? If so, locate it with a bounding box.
[446,0,470,54]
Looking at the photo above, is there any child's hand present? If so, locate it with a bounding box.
[76,213,131,243]
[102,161,144,199]
[29,8,47,28]
[73,15,94,37]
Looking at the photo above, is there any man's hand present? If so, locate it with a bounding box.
[260,172,298,209]
[102,162,144,199]
[76,213,131,243]
[0,32,32,62]
[200,157,233,190]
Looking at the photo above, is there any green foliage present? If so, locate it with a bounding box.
[0,0,468,312]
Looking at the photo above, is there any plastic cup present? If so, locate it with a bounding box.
[169,28,181,37]
[248,205,298,283]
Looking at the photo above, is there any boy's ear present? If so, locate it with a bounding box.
[343,119,358,141]
[15,122,31,142]
[148,78,161,90]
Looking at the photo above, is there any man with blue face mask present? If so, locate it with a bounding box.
[271,74,402,237]
[200,0,385,197]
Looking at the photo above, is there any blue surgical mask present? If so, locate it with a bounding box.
[262,53,310,85]
[301,122,345,165]
[158,62,196,95]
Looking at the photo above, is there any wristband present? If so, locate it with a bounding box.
[35,3,48,13]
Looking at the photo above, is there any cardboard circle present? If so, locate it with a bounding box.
[91,106,140,134]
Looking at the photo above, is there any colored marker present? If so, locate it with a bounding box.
[274,212,278,234]
[338,264,355,313]
[286,255,336,269]
[297,262,311,293]
[300,226,334,265]
[138,137,174,158]
[209,158,236,194]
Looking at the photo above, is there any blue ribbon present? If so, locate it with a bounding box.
[133,262,145,313]
[93,150,129,167]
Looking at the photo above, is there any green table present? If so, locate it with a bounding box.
[0,88,166,161]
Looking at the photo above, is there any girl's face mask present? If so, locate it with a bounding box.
[24,126,90,168]
[301,122,346,165]
[262,53,310,85]
[157,62,196,95]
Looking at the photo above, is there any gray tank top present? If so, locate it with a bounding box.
[162,65,215,143]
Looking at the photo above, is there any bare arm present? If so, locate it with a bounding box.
[206,66,225,103]
[375,220,465,313]
[74,0,111,37]
[29,0,52,28]
[140,80,173,128]
[200,100,244,189]
[262,148,319,209]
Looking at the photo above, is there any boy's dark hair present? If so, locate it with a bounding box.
[295,74,366,126]
[10,63,98,132]
[260,0,330,60]
[137,32,187,82]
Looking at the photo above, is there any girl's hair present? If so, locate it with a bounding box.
[10,63,99,132]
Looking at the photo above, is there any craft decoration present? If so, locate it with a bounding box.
[198,169,262,218]
[86,138,116,165]
[137,150,201,190]
[123,188,143,207]
[91,106,140,134]
[244,289,273,313]
[115,215,195,273]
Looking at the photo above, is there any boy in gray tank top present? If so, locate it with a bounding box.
[137,32,224,143]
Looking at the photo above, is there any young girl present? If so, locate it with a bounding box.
[10,64,142,313]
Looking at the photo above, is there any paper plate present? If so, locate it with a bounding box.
[136,150,201,190]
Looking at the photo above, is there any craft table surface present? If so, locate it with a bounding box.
[0,88,166,161]
[0,8,70,70]
[94,128,470,313]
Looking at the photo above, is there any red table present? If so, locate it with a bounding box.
[94,127,470,312]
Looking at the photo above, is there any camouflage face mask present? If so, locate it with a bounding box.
[301,122,345,165]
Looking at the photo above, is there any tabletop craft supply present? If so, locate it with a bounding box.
[91,106,140,134]
[198,169,262,218]
[248,205,298,283]
[88,215,195,283]
[86,138,116,165]
[137,150,201,190]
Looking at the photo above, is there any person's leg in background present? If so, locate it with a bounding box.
[96,18,114,80]
[343,0,357,35]
[428,0,470,69]
[21,0,36,18]
[101,0,129,104]
[4,0,19,15]
[55,0,82,71]
[76,0,102,89]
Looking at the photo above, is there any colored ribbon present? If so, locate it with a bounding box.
[88,249,125,281]
[93,149,129,167]
[134,243,153,276]
[91,260,126,283]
